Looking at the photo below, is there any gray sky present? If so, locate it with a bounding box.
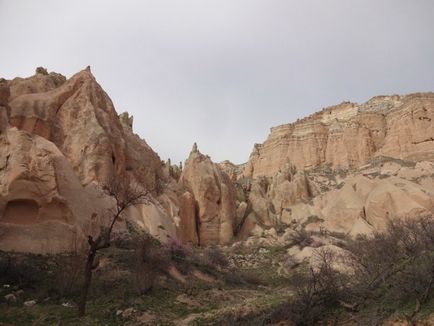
[1,1,434,164]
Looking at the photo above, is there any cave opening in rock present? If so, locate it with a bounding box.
[1,199,39,225]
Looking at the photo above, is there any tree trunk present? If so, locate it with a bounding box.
[78,250,96,316]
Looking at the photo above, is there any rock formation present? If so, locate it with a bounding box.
[6,67,162,190]
[0,127,108,253]
[0,67,179,253]
[244,93,434,178]
[179,144,237,245]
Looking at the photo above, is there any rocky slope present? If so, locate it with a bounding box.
[230,93,434,242]
[244,93,434,178]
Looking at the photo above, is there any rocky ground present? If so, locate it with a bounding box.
[0,241,293,325]
[2,220,434,325]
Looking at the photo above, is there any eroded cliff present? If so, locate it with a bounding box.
[244,93,434,178]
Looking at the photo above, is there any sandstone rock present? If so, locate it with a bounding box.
[7,68,162,190]
[309,172,433,236]
[35,67,48,75]
[127,199,178,243]
[288,246,315,264]
[118,111,133,129]
[0,78,10,107]
[178,191,199,245]
[121,307,136,318]
[248,177,274,226]
[179,144,237,245]
[268,164,312,217]
[4,293,16,303]
[1,69,180,253]
[364,176,433,230]
[0,109,8,133]
[236,213,260,240]
[8,69,66,101]
[23,300,37,307]
[244,93,434,178]
[235,201,248,226]
[218,160,245,181]
[0,127,107,253]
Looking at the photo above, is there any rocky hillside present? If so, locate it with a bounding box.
[244,93,434,178]
[226,93,434,244]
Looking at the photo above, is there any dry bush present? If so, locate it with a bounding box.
[256,247,346,325]
[289,228,313,248]
[0,254,47,287]
[342,217,434,321]
[166,238,190,262]
[201,246,229,269]
[133,235,170,294]
[52,254,85,297]
[262,216,434,325]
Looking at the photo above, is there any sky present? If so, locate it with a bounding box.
[1,1,434,164]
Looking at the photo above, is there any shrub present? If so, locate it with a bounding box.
[201,246,229,269]
[0,253,47,287]
[262,216,434,325]
[133,235,170,294]
[289,229,313,248]
[51,254,84,298]
[166,239,190,262]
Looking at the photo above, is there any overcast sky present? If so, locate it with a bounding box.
[1,1,433,164]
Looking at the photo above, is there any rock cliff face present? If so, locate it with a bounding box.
[179,144,237,245]
[0,68,179,253]
[7,67,162,188]
[0,127,108,253]
[244,93,434,178]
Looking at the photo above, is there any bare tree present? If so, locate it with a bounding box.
[78,175,151,316]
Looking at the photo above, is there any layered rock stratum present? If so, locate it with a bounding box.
[244,94,434,178]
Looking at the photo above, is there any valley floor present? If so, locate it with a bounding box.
[3,221,434,325]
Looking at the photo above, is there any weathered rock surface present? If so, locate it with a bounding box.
[238,157,434,240]
[241,163,313,229]
[0,68,179,253]
[6,67,162,189]
[177,191,199,245]
[179,144,237,245]
[0,127,104,253]
[218,160,244,181]
[244,93,434,178]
